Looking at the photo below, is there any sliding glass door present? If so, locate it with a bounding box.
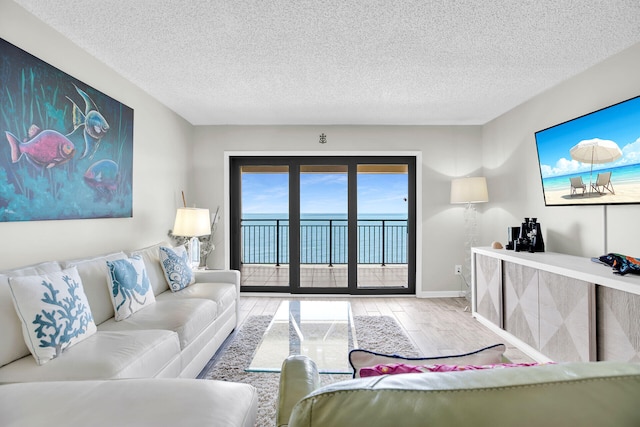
[230,156,415,295]
[357,164,409,289]
[299,164,349,289]
[235,164,290,287]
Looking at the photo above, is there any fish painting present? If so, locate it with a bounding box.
[66,84,109,159]
[5,126,75,169]
[84,159,119,202]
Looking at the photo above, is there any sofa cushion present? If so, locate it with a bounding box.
[0,262,62,368]
[0,330,180,382]
[349,344,506,378]
[106,255,156,320]
[63,252,127,325]
[0,378,258,427]
[159,245,195,291]
[155,281,237,317]
[97,299,217,349]
[130,241,171,296]
[8,267,97,366]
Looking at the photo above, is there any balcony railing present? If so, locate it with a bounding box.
[241,218,407,266]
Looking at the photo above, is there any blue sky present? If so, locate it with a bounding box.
[242,172,408,215]
[535,95,640,178]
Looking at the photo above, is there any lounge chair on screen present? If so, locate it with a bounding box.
[570,176,586,196]
[591,171,614,195]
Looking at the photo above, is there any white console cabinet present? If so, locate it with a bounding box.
[472,248,640,363]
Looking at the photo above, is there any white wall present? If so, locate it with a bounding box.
[192,125,483,295]
[482,43,640,258]
[0,1,193,270]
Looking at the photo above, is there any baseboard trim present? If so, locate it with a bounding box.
[417,291,466,298]
[241,291,467,299]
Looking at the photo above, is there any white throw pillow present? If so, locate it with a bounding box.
[8,267,97,366]
[159,246,195,292]
[63,252,127,325]
[106,255,155,321]
[129,241,171,296]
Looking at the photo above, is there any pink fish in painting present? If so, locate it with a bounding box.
[5,128,75,169]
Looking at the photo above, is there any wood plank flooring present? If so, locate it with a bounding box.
[239,296,534,363]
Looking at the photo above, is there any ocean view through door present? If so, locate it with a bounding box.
[230,156,416,295]
[300,164,349,289]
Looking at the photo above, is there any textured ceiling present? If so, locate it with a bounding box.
[10,0,640,125]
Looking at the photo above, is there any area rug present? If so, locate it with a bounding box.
[202,315,420,427]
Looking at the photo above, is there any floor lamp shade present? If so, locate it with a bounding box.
[450,177,489,204]
[173,208,211,237]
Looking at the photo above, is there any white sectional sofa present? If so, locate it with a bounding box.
[1,378,258,427]
[0,241,241,382]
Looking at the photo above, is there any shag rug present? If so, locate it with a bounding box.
[201,315,420,427]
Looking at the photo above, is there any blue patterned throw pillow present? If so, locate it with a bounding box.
[159,246,195,292]
[8,267,97,365]
[106,255,155,321]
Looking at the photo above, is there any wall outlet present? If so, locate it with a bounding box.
[454,265,462,275]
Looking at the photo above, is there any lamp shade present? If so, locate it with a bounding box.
[450,177,489,204]
[172,208,211,237]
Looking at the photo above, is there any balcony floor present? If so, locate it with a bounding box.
[241,264,408,288]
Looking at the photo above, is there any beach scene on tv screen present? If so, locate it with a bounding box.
[535,95,640,206]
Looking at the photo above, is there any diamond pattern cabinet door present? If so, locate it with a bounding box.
[538,272,595,362]
[597,286,640,362]
[503,263,539,350]
[475,254,502,327]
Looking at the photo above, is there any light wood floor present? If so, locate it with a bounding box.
[238,296,534,363]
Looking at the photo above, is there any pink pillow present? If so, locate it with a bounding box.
[360,362,552,377]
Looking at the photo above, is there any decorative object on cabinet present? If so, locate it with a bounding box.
[506,217,544,252]
[593,253,640,275]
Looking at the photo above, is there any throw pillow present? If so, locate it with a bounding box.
[349,343,506,378]
[159,246,194,292]
[106,255,155,321]
[359,361,548,377]
[8,267,97,366]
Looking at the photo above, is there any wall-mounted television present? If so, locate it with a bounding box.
[534,95,640,206]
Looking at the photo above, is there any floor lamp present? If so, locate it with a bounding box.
[450,177,489,302]
[172,207,212,269]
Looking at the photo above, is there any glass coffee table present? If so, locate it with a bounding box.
[246,300,357,374]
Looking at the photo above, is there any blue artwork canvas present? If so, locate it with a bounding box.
[0,38,133,221]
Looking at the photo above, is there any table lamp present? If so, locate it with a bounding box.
[172,207,211,268]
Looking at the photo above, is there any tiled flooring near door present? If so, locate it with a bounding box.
[241,264,408,288]
[238,296,534,364]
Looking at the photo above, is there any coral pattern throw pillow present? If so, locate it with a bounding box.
[8,267,96,365]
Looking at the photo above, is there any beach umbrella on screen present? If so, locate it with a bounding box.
[569,138,622,190]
